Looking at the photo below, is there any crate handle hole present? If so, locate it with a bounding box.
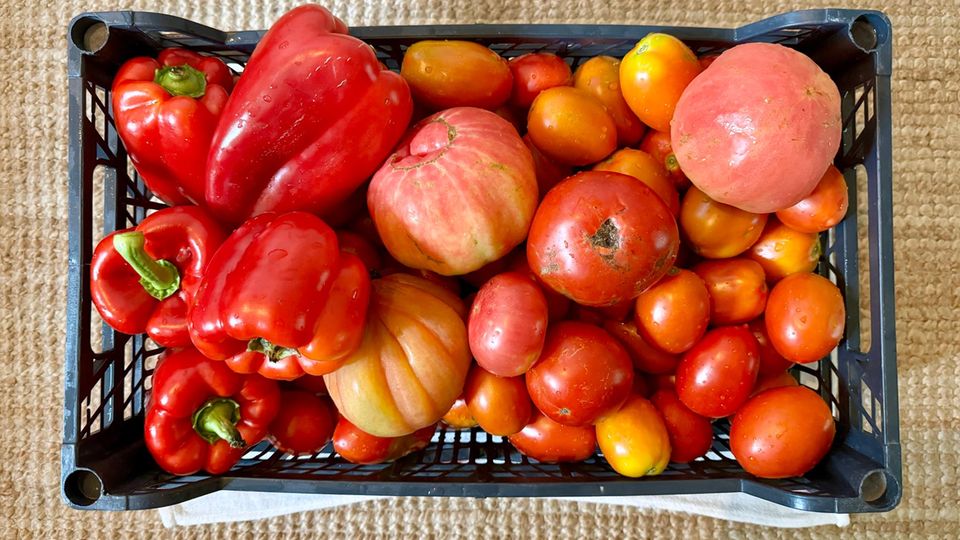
[63,468,103,506]
[849,14,888,53]
[71,16,109,53]
[859,468,887,502]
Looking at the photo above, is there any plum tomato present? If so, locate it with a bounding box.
[776,165,849,233]
[747,217,821,282]
[747,318,794,377]
[268,391,337,456]
[441,395,478,429]
[469,272,548,377]
[675,326,760,418]
[639,129,690,191]
[680,186,768,259]
[572,55,645,146]
[527,86,617,166]
[604,319,681,374]
[509,52,572,108]
[619,33,701,132]
[692,258,768,325]
[650,387,714,463]
[634,269,711,354]
[765,273,845,364]
[401,40,512,110]
[464,365,533,436]
[595,395,671,477]
[508,410,597,463]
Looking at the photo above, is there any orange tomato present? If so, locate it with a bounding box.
[765,273,845,364]
[401,40,512,110]
[464,365,532,436]
[593,148,680,215]
[692,258,768,325]
[619,33,701,132]
[441,395,478,429]
[634,269,711,354]
[596,395,671,477]
[603,319,680,375]
[639,130,689,191]
[572,56,646,146]
[680,186,768,258]
[776,165,849,233]
[527,86,617,166]
[747,217,821,282]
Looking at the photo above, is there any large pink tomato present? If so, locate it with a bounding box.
[368,107,537,276]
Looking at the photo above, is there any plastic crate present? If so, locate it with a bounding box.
[63,9,899,513]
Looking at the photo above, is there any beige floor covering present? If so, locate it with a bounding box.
[1,0,957,537]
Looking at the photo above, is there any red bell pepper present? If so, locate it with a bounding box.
[90,206,225,347]
[145,347,280,475]
[188,211,371,380]
[112,48,234,206]
[204,5,413,224]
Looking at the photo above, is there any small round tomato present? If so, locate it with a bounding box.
[268,391,337,456]
[680,187,768,259]
[747,218,821,282]
[639,130,689,191]
[634,269,711,354]
[596,395,671,477]
[508,410,597,463]
[603,319,680,374]
[336,230,382,271]
[776,165,849,233]
[333,418,436,465]
[469,272,548,377]
[619,33,701,132]
[527,87,617,166]
[527,171,679,307]
[730,386,835,478]
[526,322,634,426]
[441,395,478,429]
[509,53,572,108]
[593,148,680,216]
[291,374,328,395]
[505,250,571,321]
[765,273,845,364]
[522,134,572,199]
[751,370,798,397]
[464,365,533,436]
[747,318,794,377]
[401,40,512,110]
[692,258,768,325]
[572,55,645,146]
[650,387,714,463]
[675,326,760,418]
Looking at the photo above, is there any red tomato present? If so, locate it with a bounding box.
[441,395,478,429]
[747,318,794,377]
[765,273,845,364]
[572,55,646,146]
[526,322,634,426]
[599,297,634,322]
[595,395,671,476]
[336,230,382,271]
[652,374,676,391]
[508,410,597,463]
[291,374,328,395]
[650,388,714,463]
[568,304,607,326]
[680,186,768,259]
[619,33,701,133]
[469,272,548,377]
[633,373,652,397]
[593,148,680,216]
[505,250,571,321]
[464,365,533,436]
[692,258,768,325]
[527,86,617,166]
[776,165,849,233]
[634,269,711,354]
[527,171,679,307]
[401,41,512,110]
[493,104,524,134]
[639,129,689,191]
[675,326,760,418]
[603,319,680,374]
[747,217,821,282]
[333,418,436,465]
[730,386,835,478]
[522,134,572,199]
[268,391,337,456]
[751,370,798,397]
[509,53,572,108]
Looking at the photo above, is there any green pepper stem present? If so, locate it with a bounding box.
[248,338,299,362]
[154,64,207,98]
[112,231,180,300]
[192,398,246,448]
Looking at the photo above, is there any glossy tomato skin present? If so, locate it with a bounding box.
[401,41,512,110]
[527,171,679,307]
[747,217,821,282]
[693,258,769,325]
[596,395,671,477]
[619,33,701,133]
[765,273,845,364]
[730,386,836,478]
[675,326,760,418]
[748,318,794,377]
[572,56,645,146]
[508,410,597,463]
[268,391,338,456]
[464,365,533,436]
[604,319,680,374]
[509,53,573,108]
[441,395,478,429]
[593,148,680,216]
[680,186,768,259]
[650,388,714,463]
[469,272,548,377]
[776,165,849,233]
[640,129,690,191]
[634,269,711,354]
[527,86,617,166]
[526,322,634,426]
[522,134,572,199]
[333,418,437,465]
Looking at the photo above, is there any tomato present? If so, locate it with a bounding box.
[493,104,524,134]
[776,165,849,233]
[619,33,701,132]
[595,395,671,477]
[692,258,768,325]
[527,171,679,307]
[522,134,572,199]
[346,213,383,249]
[730,386,835,478]
[652,374,676,391]
[527,87,617,166]
[508,53,572,108]
[765,273,845,364]
[400,40,512,110]
[268,391,337,456]
[747,217,821,282]
[462,255,513,288]
[464,366,533,436]
[599,297,634,322]
[593,149,680,216]
[336,230,382,271]
[508,411,597,463]
[441,395,478,429]
[603,319,680,374]
[680,186,768,259]
[632,373,652,397]
[747,318,794,377]
[634,269,710,354]
[468,272,547,377]
[505,250,571,321]
[333,418,436,465]
[526,322,634,426]
[751,370,798,397]
[639,130,689,191]
[650,388,714,463]
[675,326,760,418]
[291,374,328,395]
[572,56,645,146]
[568,304,606,326]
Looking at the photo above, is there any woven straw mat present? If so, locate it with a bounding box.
[1,0,957,538]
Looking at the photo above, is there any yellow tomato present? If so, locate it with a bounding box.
[619,33,701,133]
[596,394,671,477]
